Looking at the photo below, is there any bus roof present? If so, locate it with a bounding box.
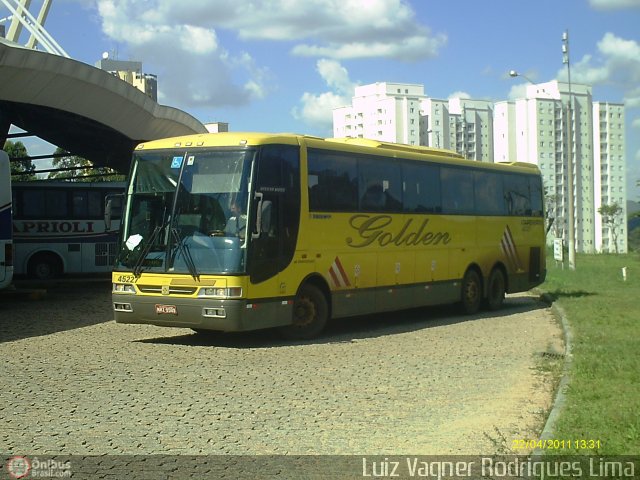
[135,132,305,150]
[324,137,464,160]
[135,132,541,175]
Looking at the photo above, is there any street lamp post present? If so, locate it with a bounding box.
[508,70,535,86]
[562,30,576,270]
[426,129,440,148]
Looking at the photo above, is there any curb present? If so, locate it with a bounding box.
[532,291,574,457]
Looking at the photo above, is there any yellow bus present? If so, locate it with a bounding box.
[112,133,546,339]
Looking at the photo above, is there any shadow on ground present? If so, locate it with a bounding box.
[136,294,549,349]
[0,279,112,343]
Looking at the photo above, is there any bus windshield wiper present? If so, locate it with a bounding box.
[132,224,162,277]
[168,227,199,281]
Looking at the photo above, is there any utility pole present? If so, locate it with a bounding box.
[562,30,576,270]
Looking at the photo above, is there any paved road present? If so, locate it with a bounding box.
[0,282,562,456]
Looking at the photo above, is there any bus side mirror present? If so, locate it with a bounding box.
[105,199,113,231]
[251,192,272,239]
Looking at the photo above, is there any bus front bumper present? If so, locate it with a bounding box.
[112,294,291,332]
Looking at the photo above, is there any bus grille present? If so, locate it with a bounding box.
[96,242,117,266]
[137,285,198,295]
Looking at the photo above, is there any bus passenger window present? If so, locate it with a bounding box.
[504,175,531,216]
[308,149,357,211]
[441,167,474,214]
[358,157,402,212]
[361,182,386,209]
[474,171,505,216]
[529,177,544,217]
[402,163,441,213]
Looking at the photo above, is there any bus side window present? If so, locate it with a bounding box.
[529,177,544,217]
[504,175,531,216]
[308,149,357,211]
[358,157,402,212]
[402,162,441,213]
[474,171,505,216]
[441,167,474,214]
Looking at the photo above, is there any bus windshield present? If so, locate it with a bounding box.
[116,148,254,276]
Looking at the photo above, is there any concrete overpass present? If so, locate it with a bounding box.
[0,38,207,172]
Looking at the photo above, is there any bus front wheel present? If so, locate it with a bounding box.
[279,284,328,340]
[461,269,482,315]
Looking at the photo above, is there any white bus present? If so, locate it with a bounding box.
[0,151,13,289]
[12,181,124,279]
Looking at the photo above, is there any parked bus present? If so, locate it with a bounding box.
[111,133,546,339]
[0,150,13,289]
[12,181,124,279]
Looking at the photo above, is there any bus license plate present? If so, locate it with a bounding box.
[155,304,177,315]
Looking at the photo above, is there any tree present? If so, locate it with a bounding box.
[544,192,560,236]
[3,140,36,181]
[598,203,623,254]
[48,147,124,181]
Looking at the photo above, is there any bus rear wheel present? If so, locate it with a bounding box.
[28,253,61,280]
[461,269,482,315]
[279,284,328,340]
[486,268,506,311]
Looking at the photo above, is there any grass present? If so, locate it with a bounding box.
[540,252,640,454]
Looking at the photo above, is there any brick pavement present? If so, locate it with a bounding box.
[0,283,563,458]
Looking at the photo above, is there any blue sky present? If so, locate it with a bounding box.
[5,0,640,199]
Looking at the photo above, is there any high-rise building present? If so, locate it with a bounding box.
[593,101,627,253]
[95,57,158,102]
[333,82,425,145]
[334,83,493,161]
[494,80,626,254]
[333,80,627,253]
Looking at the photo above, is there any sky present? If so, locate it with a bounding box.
[4,0,640,200]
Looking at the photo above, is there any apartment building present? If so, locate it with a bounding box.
[333,82,425,146]
[593,102,627,253]
[334,80,628,253]
[334,83,494,161]
[494,81,626,253]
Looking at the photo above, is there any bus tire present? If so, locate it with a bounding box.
[279,284,328,340]
[461,269,482,315]
[486,267,506,311]
[28,253,61,280]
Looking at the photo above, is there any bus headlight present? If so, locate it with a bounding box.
[113,283,136,294]
[198,287,242,298]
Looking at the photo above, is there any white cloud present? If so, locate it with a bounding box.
[291,59,357,133]
[98,0,445,61]
[556,33,640,107]
[507,84,528,101]
[448,91,471,100]
[292,35,446,61]
[94,0,269,109]
[179,25,218,54]
[90,0,444,111]
[316,59,354,95]
[632,118,640,129]
[589,0,640,10]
